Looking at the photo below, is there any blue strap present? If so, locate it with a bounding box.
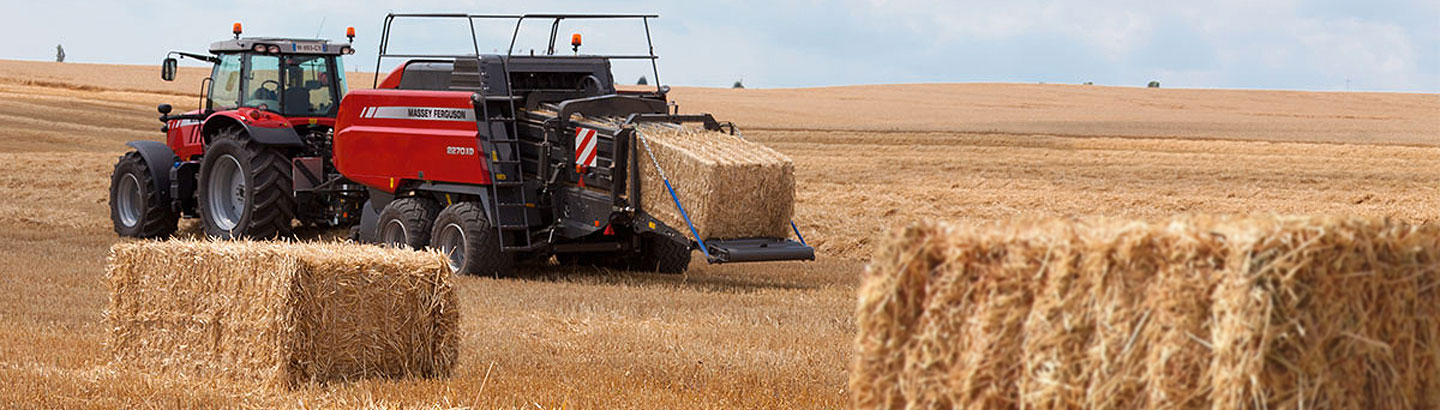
[664,179,711,260]
[790,220,808,246]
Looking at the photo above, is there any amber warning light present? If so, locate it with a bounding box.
[346,26,356,43]
[571,33,582,53]
[232,22,243,39]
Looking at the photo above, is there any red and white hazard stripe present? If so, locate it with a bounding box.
[574,127,599,167]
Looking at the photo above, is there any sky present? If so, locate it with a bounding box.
[0,0,1435,91]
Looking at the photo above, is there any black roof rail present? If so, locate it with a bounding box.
[373,13,662,91]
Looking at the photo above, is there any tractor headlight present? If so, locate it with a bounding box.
[267,45,281,54]
[341,46,355,55]
[252,44,267,53]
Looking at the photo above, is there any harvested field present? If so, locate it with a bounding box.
[106,240,457,387]
[853,217,1440,409]
[0,59,1436,407]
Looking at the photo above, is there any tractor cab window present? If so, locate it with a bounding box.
[240,54,340,117]
[244,54,282,112]
[208,54,242,110]
[281,55,339,117]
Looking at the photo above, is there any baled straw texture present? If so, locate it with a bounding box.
[539,108,795,240]
[635,123,795,239]
[105,239,458,388]
[853,216,1440,409]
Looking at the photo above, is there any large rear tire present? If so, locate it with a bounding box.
[376,197,442,250]
[109,151,178,238]
[431,202,513,276]
[197,128,296,239]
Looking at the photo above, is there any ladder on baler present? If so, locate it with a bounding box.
[455,57,534,252]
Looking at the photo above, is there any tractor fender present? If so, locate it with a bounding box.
[201,112,305,147]
[123,140,176,203]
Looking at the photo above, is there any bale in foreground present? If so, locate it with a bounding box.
[105,240,458,387]
[853,216,1440,409]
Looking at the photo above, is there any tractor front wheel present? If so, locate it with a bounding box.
[197,129,296,239]
[109,151,178,238]
[431,202,513,276]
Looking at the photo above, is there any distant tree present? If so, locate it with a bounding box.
[1147,81,1161,88]
[1083,81,1094,85]
[55,44,65,63]
[732,80,744,89]
[637,76,648,85]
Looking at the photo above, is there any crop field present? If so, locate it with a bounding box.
[0,59,1436,408]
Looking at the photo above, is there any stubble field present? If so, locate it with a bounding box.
[0,59,1436,408]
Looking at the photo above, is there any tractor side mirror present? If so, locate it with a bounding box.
[157,104,172,115]
[161,58,178,82]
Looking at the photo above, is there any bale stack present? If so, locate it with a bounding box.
[853,216,1440,409]
[105,240,458,387]
[635,124,794,239]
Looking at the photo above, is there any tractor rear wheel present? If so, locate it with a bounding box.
[109,151,178,238]
[197,128,296,239]
[376,197,442,250]
[431,202,513,276]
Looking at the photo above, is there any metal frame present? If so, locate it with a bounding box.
[373,13,662,91]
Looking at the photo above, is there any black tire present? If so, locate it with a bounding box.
[376,197,441,249]
[109,151,178,238]
[639,235,692,274]
[556,252,610,267]
[430,202,513,276]
[197,128,296,239]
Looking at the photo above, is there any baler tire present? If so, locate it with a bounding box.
[641,235,692,274]
[109,151,178,238]
[556,252,611,268]
[197,128,296,239]
[376,197,442,250]
[431,202,514,276]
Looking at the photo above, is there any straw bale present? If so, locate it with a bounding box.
[853,216,1440,409]
[105,239,457,387]
[635,124,794,239]
[529,109,795,239]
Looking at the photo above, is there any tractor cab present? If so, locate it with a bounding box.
[164,30,356,119]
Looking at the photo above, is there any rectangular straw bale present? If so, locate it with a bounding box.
[636,124,795,239]
[105,240,458,387]
[853,216,1440,409]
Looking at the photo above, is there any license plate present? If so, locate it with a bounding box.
[292,43,326,53]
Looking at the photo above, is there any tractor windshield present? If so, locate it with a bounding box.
[240,54,342,117]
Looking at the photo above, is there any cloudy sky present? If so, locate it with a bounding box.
[1,0,1435,91]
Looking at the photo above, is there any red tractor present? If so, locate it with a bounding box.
[109,23,363,239]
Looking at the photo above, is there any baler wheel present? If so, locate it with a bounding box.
[376,197,442,250]
[109,151,178,238]
[197,128,296,239]
[431,202,514,276]
[640,235,692,274]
